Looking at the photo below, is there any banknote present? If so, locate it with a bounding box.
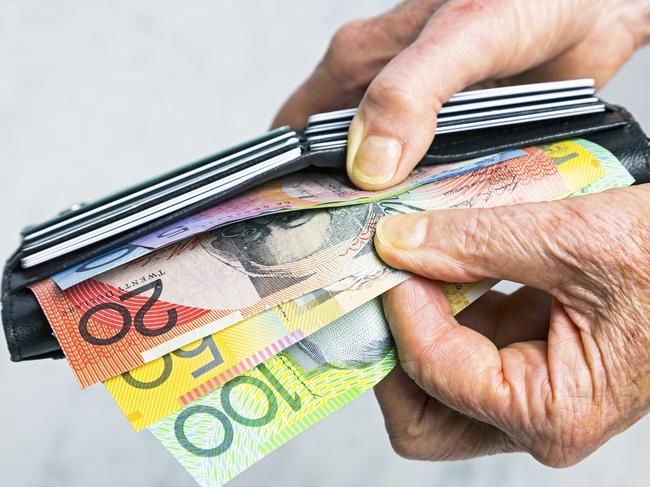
[561,139,635,193]
[52,149,528,289]
[31,143,583,388]
[148,300,397,487]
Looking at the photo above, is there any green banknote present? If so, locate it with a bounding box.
[149,299,397,487]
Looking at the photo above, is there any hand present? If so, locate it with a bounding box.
[273,0,650,190]
[273,0,650,465]
[372,187,650,466]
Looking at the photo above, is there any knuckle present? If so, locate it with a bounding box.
[550,192,650,309]
[531,437,595,469]
[363,77,424,118]
[562,195,628,265]
[380,407,430,460]
[388,432,429,460]
[529,403,606,468]
[330,19,368,51]
[532,448,580,469]
[324,20,375,93]
[530,440,585,468]
[450,0,493,14]
[461,210,495,261]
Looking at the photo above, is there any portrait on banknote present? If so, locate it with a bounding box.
[289,299,394,372]
[200,205,382,297]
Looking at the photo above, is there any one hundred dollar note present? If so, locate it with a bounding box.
[148,285,494,487]
[52,149,527,289]
[31,141,605,388]
[148,299,404,487]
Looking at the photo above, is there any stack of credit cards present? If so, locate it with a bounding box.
[20,79,605,268]
[20,129,302,267]
[306,79,603,150]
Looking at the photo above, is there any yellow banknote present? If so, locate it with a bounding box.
[104,268,409,431]
[539,140,606,195]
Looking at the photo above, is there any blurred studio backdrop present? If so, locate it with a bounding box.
[1,2,649,487]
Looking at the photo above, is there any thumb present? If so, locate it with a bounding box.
[381,276,551,434]
[374,198,585,292]
[346,0,599,190]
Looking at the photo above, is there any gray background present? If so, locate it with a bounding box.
[1,1,649,486]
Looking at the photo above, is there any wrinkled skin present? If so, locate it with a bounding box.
[273,0,650,467]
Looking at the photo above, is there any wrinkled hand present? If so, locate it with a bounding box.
[373,187,650,466]
[273,0,650,466]
[274,0,649,190]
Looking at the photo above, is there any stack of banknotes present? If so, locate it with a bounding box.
[28,138,634,486]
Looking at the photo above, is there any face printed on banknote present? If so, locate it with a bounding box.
[288,298,394,371]
[200,205,381,297]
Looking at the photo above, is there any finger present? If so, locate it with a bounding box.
[270,26,375,130]
[374,365,518,460]
[271,64,359,129]
[374,194,602,293]
[456,287,551,348]
[272,1,442,129]
[382,276,552,427]
[346,0,602,189]
[383,267,629,465]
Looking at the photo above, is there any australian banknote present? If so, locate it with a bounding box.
[149,299,401,487]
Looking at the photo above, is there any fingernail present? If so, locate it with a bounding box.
[350,134,402,185]
[375,214,428,250]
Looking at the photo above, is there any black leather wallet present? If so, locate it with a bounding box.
[3,98,650,363]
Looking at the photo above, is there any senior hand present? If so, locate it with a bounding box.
[274,0,649,190]
[373,189,650,466]
[273,0,650,466]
